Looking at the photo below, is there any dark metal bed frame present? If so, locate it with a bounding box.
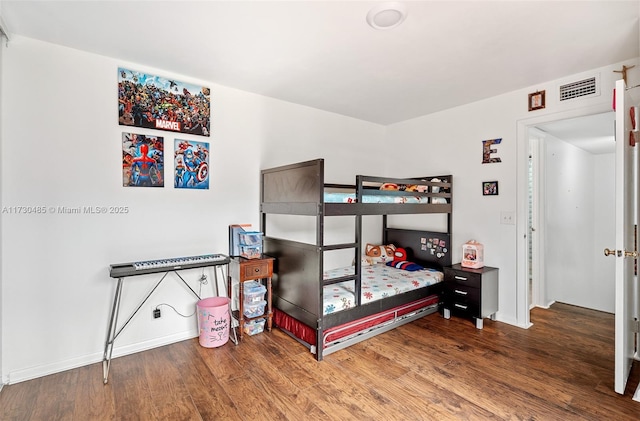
[260,158,452,360]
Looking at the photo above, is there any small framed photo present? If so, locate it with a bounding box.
[528,90,545,111]
[482,181,498,196]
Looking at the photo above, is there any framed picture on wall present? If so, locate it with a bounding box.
[174,139,210,189]
[482,181,498,196]
[122,132,164,187]
[528,90,545,111]
[118,68,211,137]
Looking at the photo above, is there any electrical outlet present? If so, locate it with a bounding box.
[501,211,515,225]
[153,308,161,319]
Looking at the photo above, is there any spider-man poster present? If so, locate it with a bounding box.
[118,68,211,137]
[174,139,209,190]
[122,132,164,187]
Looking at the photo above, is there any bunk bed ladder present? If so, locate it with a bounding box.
[314,191,363,360]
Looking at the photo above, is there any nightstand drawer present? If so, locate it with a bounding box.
[444,268,482,288]
[445,284,480,302]
[242,261,272,280]
[450,301,479,315]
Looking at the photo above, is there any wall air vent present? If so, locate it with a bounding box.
[559,77,598,101]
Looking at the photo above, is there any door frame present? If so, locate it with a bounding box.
[527,131,547,309]
[516,103,612,328]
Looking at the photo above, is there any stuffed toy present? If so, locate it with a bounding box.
[404,184,429,193]
[392,247,407,261]
[379,183,399,191]
[362,243,396,265]
[381,183,428,193]
[386,247,424,271]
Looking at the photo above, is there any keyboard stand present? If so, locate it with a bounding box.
[102,255,231,384]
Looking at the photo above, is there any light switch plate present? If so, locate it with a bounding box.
[501,211,515,225]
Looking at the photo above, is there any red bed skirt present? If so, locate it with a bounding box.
[273,294,439,350]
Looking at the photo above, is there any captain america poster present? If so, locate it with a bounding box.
[118,68,211,137]
[174,139,209,190]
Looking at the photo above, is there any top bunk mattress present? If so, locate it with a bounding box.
[324,192,447,204]
[323,263,443,315]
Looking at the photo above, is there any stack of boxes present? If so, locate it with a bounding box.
[238,231,263,259]
[242,281,267,336]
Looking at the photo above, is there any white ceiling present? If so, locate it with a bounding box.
[0,0,638,125]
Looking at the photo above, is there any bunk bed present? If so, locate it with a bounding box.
[260,158,452,360]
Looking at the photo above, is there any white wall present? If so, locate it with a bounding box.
[544,135,615,312]
[386,95,519,324]
[589,152,617,310]
[0,36,385,384]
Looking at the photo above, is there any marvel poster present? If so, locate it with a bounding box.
[174,139,209,190]
[122,133,164,187]
[118,68,211,137]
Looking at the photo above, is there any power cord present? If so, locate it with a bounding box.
[155,303,196,318]
[154,270,211,318]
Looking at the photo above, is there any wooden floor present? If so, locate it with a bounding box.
[1,302,639,420]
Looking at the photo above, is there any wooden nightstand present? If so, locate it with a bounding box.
[228,255,274,342]
[442,263,498,329]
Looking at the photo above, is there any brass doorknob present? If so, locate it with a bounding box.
[604,248,618,257]
[603,248,639,258]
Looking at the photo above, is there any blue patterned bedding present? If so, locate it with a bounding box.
[322,263,443,315]
[324,192,428,204]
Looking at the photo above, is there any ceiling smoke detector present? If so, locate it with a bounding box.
[366,2,407,30]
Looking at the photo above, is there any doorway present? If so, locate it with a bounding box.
[528,112,616,313]
[516,104,615,328]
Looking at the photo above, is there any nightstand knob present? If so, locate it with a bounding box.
[604,248,619,257]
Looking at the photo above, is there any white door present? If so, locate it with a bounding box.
[612,79,638,395]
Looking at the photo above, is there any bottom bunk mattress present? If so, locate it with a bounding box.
[323,263,443,315]
[274,263,443,353]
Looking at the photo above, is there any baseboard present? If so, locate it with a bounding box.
[6,329,198,385]
[542,300,555,309]
[492,312,533,329]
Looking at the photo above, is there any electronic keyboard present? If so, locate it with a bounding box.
[109,253,229,278]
